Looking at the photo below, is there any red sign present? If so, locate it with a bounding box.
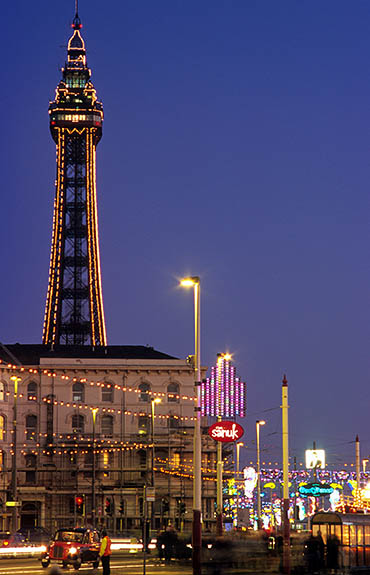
[208,421,244,443]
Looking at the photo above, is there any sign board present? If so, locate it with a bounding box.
[6,501,21,507]
[146,488,155,502]
[208,421,244,443]
[298,482,333,497]
[305,449,325,469]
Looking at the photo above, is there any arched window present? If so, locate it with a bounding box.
[0,416,5,441]
[72,414,84,433]
[72,382,84,403]
[138,382,150,402]
[168,415,179,430]
[102,383,114,403]
[27,382,37,401]
[0,382,6,402]
[138,415,149,435]
[26,414,37,441]
[167,382,180,403]
[101,415,113,436]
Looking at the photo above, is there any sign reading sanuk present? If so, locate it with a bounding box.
[208,421,244,443]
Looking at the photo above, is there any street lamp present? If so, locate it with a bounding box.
[151,397,161,528]
[236,442,244,477]
[256,420,265,529]
[180,276,201,575]
[92,407,98,527]
[10,376,21,532]
[236,442,244,527]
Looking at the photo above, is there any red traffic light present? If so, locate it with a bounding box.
[75,496,83,506]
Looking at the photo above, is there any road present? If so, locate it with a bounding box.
[0,555,193,575]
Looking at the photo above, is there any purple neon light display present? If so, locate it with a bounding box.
[201,355,246,417]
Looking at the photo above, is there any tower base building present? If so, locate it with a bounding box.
[0,345,217,535]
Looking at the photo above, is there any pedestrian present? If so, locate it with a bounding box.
[99,529,112,575]
[326,534,340,573]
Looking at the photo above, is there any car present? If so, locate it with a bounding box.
[40,527,100,570]
[17,526,51,545]
[0,532,27,548]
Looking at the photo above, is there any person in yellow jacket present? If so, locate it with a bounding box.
[99,529,112,575]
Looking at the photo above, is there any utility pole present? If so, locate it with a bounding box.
[281,375,290,575]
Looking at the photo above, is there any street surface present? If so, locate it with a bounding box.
[0,555,284,575]
[0,556,193,575]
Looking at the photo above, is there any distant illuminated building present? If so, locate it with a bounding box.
[201,353,246,417]
[43,9,106,346]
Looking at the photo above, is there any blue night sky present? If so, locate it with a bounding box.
[1,1,369,468]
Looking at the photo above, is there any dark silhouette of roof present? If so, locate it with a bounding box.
[0,344,177,366]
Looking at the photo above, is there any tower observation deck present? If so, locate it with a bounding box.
[43,11,107,346]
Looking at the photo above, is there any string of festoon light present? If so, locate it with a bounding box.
[41,396,196,421]
[0,362,196,402]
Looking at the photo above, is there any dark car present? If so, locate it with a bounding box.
[17,526,51,545]
[40,527,100,570]
[0,532,27,548]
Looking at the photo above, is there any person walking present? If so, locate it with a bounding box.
[99,529,112,575]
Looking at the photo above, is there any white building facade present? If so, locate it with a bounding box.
[0,344,217,535]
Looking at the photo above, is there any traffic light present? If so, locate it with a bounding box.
[105,497,112,515]
[75,496,84,515]
[119,499,124,515]
[179,502,186,515]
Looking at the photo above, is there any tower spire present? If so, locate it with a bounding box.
[72,0,82,30]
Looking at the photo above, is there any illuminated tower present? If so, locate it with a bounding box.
[43,10,107,346]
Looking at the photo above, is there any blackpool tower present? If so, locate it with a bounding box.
[43,9,107,346]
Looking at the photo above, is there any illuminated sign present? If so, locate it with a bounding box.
[243,466,257,498]
[298,482,333,497]
[305,449,325,469]
[201,355,246,418]
[208,421,244,443]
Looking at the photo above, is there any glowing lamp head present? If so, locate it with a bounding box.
[257,420,266,426]
[237,442,244,447]
[180,276,200,287]
[152,398,161,405]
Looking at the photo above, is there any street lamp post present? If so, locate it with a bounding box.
[10,376,21,533]
[151,397,161,528]
[256,420,265,530]
[92,408,98,527]
[236,442,244,527]
[180,276,201,575]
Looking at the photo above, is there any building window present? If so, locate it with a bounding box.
[171,452,180,467]
[138,450,147,468]
[84,450,93,466]
[0,416,5,441]
[72,383,84,403]
[167,382,180,403]
[0,382,6,402]
[102,451,114,477]
[168,415,179,430]
[102,384,113,403]
[138,415,149,436]
[26,414,37,441]
[0,450,5,471]
[101,415,113,436]
[139,383,150,403]
[72,414,84,433]
[25,453,36,468]
[27,382,37,401]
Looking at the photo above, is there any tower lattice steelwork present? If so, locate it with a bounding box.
[43,11,107,346]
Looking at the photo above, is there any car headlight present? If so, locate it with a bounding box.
[40,545,47,553]
[69,547,77,555]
